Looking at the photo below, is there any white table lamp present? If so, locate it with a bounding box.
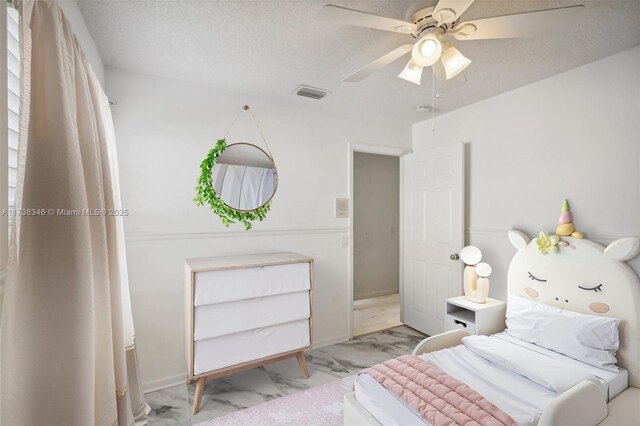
[460,246,490,304]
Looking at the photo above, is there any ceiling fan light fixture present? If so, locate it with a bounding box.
[398,59,424,85]
[320,2,587,84]
[441,45,471,79]
[412,32,442,67]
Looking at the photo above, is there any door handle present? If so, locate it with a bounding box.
[450,253,460,260]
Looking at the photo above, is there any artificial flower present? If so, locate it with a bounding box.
[534,231,559,254]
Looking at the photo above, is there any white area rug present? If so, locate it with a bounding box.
[197,375,355,426]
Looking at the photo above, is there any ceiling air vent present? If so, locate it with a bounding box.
[294,85,329,100]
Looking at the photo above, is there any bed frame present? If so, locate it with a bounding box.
[344,231,640,425]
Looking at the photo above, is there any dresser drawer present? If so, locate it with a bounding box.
[193,319,310,375]
[194,291,310,340]
[194,262,310,306]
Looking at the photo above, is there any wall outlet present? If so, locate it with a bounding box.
[335,198,349,218]
[340,235,349,248]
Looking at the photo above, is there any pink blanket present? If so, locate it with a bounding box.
[361,355,517,426]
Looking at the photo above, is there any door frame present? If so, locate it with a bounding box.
[348,143,410,339]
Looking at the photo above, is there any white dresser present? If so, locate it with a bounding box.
[185,252,313,414]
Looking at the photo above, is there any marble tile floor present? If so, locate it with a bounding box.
[145,325,426,425]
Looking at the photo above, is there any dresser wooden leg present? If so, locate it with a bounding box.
[296,351,309,379]
[192,377,205,415]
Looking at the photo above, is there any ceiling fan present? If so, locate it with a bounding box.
[318,0,585,85]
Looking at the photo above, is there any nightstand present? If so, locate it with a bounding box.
[445,296,506,336]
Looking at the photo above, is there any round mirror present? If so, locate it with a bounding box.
[476,262,492,278]
[460,245,482,266]
[211,143,278,211]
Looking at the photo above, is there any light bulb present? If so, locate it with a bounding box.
[420,39,438,57]
[411,33,442,67]
[460,246,482,266]
[476,262,492,278]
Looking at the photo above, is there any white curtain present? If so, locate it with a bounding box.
[0,1,150,425]
[212,164,276,210]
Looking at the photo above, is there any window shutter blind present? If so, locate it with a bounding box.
[7,7,19,214]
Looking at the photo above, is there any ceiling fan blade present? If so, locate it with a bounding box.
[433,0,476,26]
[318,5,417,34]
[344,44,413,82]
[452,5,585,40]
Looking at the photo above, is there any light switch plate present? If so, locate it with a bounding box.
[335,198,349,219]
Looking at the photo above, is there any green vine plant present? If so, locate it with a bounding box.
[194,139,271,230]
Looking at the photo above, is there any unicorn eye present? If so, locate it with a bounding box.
[578,284,603,293]
[528,272,547,282]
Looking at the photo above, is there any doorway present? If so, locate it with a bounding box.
[352,151,402,336]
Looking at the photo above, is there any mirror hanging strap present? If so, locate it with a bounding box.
[223,105,274,159]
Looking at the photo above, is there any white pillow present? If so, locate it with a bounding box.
[505,294,620,372]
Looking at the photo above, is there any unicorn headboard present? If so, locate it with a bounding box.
[508,230,640,387]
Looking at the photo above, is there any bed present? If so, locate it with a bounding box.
[344,230,640,425]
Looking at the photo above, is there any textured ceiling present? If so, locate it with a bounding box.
[78,0,640,125]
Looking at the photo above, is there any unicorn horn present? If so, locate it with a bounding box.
[556,199,575,236]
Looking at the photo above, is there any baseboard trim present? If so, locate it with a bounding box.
[143,372,187,394]
[126,227,349,242]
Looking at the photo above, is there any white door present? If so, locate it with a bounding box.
[402,143,464,336]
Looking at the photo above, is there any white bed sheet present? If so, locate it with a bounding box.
[494,333,628,401]
[355,374,425,426]
[354,332,628,426]
[355,344,554,426]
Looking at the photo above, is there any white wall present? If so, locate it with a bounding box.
[106,68,411,391]
[413,46,640,300]
[58,0,105,86]
[353,152,399,300]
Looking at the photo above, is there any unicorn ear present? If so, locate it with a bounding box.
[604,237,640,261]
[509,230,531,250]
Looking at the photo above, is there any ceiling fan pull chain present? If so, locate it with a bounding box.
[431,70,437,131]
